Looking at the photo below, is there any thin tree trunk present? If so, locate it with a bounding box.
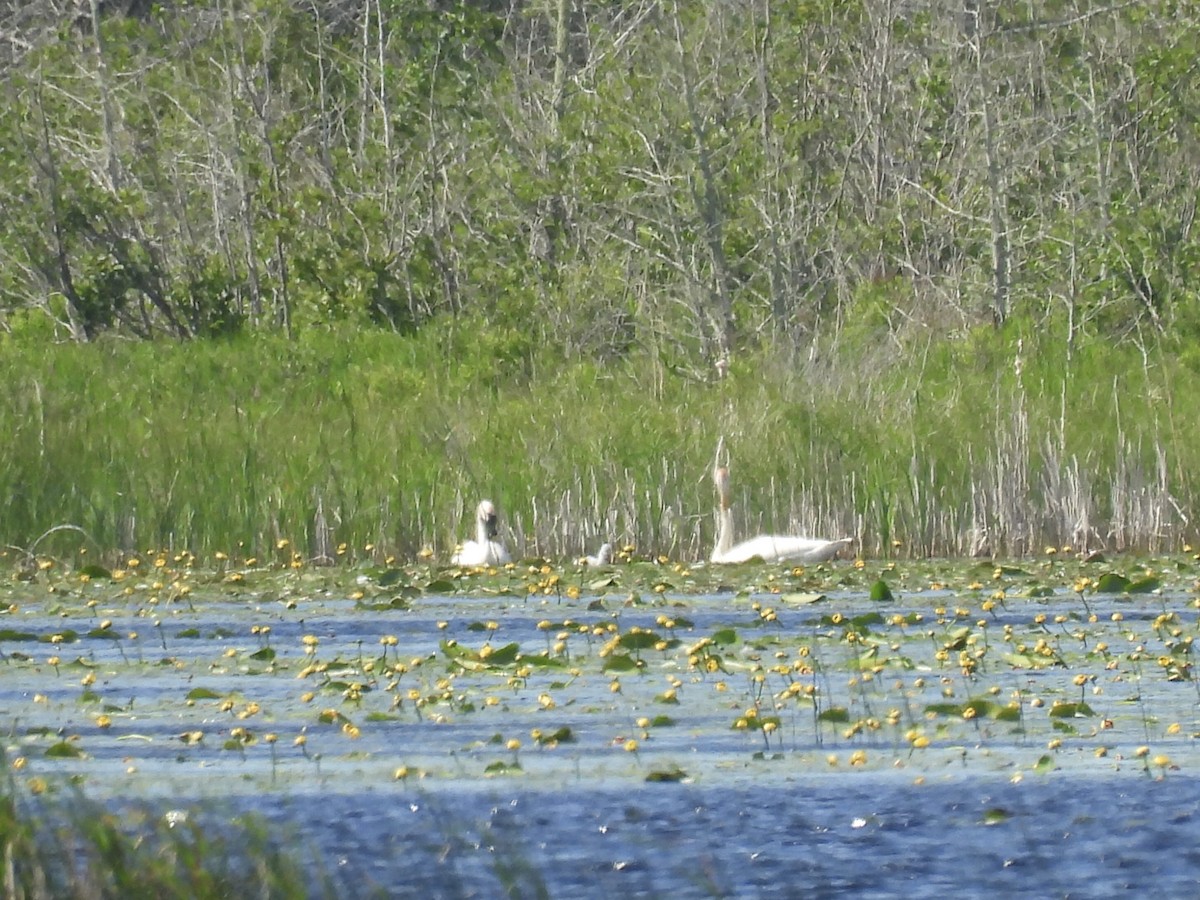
[965,0,1010,324]
[670,1,735,363]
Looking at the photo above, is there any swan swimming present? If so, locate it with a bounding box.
[582,542,614,566]
[710,466,852,564]
[451,500,512,566]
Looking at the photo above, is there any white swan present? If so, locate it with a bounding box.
[451,500,512,566]
[710,466,852,564]
[582,543,614,566]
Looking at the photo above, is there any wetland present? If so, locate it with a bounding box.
[5,548,1200,896]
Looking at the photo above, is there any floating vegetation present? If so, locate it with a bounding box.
[0,547,1196,814]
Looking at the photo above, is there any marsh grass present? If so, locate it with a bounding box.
[0,776,323,899]
[0,323,1195,562]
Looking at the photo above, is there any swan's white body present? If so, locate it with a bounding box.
[451,500,512,566]
[710,466,852,564]
[583,543,614,566]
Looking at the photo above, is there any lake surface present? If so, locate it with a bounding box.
[141,774,1200,898]
[4,556,1200,895]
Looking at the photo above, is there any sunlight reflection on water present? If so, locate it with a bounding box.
[206,775,1200,898]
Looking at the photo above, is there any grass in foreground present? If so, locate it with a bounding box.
[0,773,325,900]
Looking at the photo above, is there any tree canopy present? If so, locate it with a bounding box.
[2,0,1198,367]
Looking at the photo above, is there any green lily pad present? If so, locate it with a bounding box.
[869,580,894,602]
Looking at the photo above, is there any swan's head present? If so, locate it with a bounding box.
[713,466,733,510]
[477,500,500,539]
[596,543,613,564]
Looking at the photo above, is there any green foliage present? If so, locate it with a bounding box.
[1,4,1200,558]
[0,0,1189,351]
[0,318,1195,559]
[0,777,322,899]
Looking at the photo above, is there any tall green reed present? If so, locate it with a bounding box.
[0,321,1194,562]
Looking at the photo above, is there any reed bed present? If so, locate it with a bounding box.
[0,324,1194,562]
[0,777,321,899]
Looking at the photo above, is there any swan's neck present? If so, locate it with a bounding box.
[475,516,491,546]
[712,507,735,561]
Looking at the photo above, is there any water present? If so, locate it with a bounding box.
[5,559,1200,896]
[184,775,1200,898]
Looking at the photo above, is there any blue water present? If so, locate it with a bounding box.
[11,576,1200,897]
[182,775,1200,898]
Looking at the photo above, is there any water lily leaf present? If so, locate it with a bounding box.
[484,760,520,774]
[186,688,223,700]
[46,741,84,758]
[781,592,826,605]
[41,631,78,644]
[650,715,676,727]
[869,580,894,602]
[1048,701,1096,718]
[0,629,38,642]
[86,628,120,640]
[983,808,1011,825]
[1023,585,1055,598]
[1095,573,1131,593]
[963,698,996,718]
[602,653,639,673]
[924,703,964,718]
[588,575,619,589]
[439,640,472,660]
[424,579,456,594]
[520,653,566,669]
[483,642,520,666]
[645,766,689,783]
[1033,754,1056,774]
[1004,652,1054,669]
[995,704,1021,722]
[618,631,663,651]
[177,628,201,638]
[376,568,405,587]
[1127,577,1161,594]
[851,612,884,628]
[856,647,879,666]
[943,627,971,651]
[79,565,113,580]
[818,707,850,723]
[249,647,276,661]
[711,628,739,646]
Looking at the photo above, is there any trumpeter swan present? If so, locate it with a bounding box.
[451,500,512,566]
[710,466,852,564]
[582,543,614,566]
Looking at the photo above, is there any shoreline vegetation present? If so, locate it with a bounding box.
[3,3,1200,561]
[0,776,324,900]
[0,326,1193,563]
